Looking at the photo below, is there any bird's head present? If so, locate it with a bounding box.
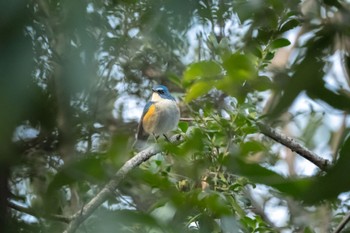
[151,85,175,101]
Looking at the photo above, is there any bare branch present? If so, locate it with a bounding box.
[63,135,183,233]
[257,122,331,171]
[181,117,331,171]
[180,117,196,122]
[333,211,350,233]
[9,202,71,223]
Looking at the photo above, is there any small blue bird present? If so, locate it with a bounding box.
[136,85,180,142]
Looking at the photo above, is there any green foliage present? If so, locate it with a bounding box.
[4,0,350,233]
[80,209,164,233]
[269,38,291,49]
[48,156,109,192]
[184,53,263,103]
[302,134,350,203]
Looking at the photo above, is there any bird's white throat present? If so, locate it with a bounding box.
[151,92,164,102]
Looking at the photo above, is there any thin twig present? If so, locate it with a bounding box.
[180,117,195,122]
[243,187,276,228]
[333,211,350,233]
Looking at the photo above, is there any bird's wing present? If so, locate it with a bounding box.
[136,101,153,140]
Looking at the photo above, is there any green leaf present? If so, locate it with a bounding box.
[306,85,350,112]
[304,227,316,233]
[240,140,266,156]
[185,81,213,102]
[226,135,350,204]
[250,75,273,91]
[199,191,232,215]
[269,42,324,117]
[48,156,108,192]
[247,44,263,59]
[254,7,278,30]
[300,135,350,204]
[269,0,284,13]
[164,127,206,159]
[279,18,300,33]
[227,196,246,218]
[168,74,182,88]
[151,202,176,224]
[270,38,291,49]
[183,61,222,84]
[107,134,130,165]
[90,209,164,232]
[225,156,286,185]
[216,53,256,101]
[224,155,313,198]
[178,121,189,133]
[222,54,255,81]
[241,216,256,228]
[265,52,275,60]
[269,30,336,117]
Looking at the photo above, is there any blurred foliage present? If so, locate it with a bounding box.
[2,0,350,232]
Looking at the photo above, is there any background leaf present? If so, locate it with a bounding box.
[183,61,222,84]
[270,38,291,49]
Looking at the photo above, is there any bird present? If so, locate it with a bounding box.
[136,85,180,144]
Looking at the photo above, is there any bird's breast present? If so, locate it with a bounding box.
[149,99,180,135]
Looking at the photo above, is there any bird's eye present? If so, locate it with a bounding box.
[158,90,164,94]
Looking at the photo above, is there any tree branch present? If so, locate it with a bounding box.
[256,122,331,171]
[333,211,350,233]
[9,202,71,223]
[182,117,331,171]
[63,135,183,233]
[62,116,331,233]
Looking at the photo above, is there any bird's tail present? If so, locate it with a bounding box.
[132,121,150,150]
[132,139,148,151]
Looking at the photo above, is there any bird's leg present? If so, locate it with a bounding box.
[163,134,170,142]
[153,134,159,142]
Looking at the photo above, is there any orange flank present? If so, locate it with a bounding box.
[142,104,157,134]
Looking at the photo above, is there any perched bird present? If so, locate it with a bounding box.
[136,85,180,143]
